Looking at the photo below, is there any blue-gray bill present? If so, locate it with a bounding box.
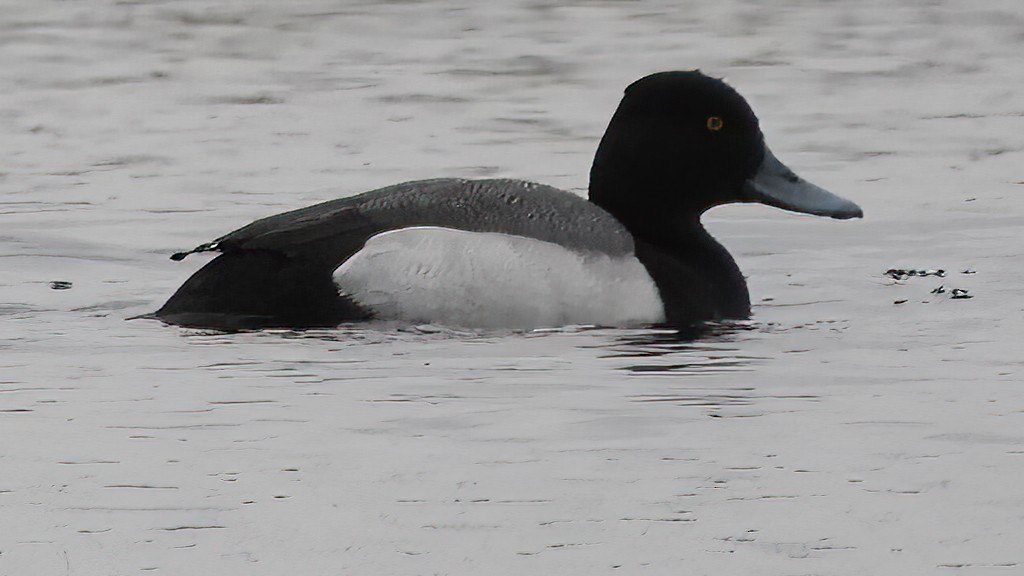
[743,146,863,220]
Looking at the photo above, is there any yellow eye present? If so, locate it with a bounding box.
[706,116,724,132]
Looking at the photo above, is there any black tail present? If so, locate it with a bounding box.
[154,250,369,330]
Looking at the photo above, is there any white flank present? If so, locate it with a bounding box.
[333,227,666,329]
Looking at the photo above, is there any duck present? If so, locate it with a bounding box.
[152,70,862,331]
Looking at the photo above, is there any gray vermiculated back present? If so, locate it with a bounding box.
[210,178,635,262]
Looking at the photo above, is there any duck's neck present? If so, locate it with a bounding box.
[591,184,750,325]
[642,217,751,325]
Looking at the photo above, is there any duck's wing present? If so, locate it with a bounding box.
[170,178,634,267]
[169,196,371,265]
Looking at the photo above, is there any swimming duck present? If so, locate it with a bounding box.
[153,71,861,330]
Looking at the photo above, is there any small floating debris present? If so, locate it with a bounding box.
[885,268,945,280]
[934,286,973,299]
[50,280,73,290]
[930,286,973,299]
[950,288,973,299]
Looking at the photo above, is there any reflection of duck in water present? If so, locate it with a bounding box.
[153,71,861,330]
